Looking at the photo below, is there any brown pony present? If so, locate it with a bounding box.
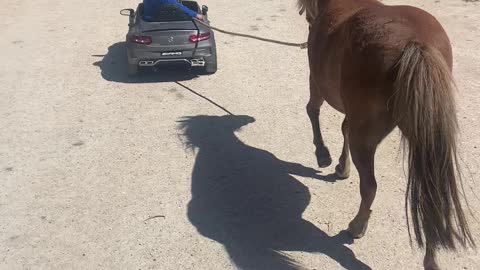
[297,0,475,269]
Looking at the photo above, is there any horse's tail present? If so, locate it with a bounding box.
[392,42,475,250]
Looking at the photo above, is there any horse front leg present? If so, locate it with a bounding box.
[307,76,332,168]
[335,117,351,179]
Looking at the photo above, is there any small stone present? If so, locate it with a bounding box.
[73,141,84,147]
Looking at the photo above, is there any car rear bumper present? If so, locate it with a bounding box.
[127,43,214,67]
[138,58,206,67]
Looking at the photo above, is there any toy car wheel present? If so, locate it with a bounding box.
[204,52,217,74]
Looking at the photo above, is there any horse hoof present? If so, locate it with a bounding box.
[347,211,372,239]
[424,257,441,270]
[424,264,441,270]
[315,147,332,168]
[348,221,367,239]
[335,164,350,179]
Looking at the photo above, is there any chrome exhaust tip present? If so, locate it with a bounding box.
[139,60,154,66]
[190,58,205,67]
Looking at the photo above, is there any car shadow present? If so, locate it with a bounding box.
[92,42,201,83]
[178,115,371,270]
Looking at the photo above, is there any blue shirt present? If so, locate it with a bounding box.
[143,0,198,20]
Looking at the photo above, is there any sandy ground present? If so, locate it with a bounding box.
[1,0,479,269]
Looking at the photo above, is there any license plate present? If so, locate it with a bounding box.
[161,52,182,56]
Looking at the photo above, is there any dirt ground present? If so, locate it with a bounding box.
[1,0,479,269]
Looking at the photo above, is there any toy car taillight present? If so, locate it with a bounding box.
[189,32,210,43]
[130,36,152,44]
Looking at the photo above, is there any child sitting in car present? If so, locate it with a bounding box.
[143,0,203,21]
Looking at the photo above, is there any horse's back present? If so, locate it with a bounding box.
[346,4,451,74]
[340,4,452,110]
[308,2,452,114]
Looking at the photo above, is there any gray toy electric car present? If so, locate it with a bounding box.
[120,1,217,76]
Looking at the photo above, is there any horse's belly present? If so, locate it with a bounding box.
[311,66,346,113]
[323,86,345,113]
[325,95,345,113]
[309,40,346,113]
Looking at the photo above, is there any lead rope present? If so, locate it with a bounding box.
[193,18,308,49]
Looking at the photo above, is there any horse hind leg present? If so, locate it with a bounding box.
[347,115,393,238]
[423,242,441,270]
[335,117,350,179]
[307,76,332,168]
[347,138,376,238]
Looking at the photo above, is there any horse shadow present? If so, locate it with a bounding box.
[92,42,200,83]
[178,115,371,270]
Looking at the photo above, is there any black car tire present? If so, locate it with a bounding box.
[204,51,217,74]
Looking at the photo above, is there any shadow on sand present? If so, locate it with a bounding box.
[178,115,370,270]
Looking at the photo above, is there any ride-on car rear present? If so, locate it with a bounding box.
[120,1,217,76]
